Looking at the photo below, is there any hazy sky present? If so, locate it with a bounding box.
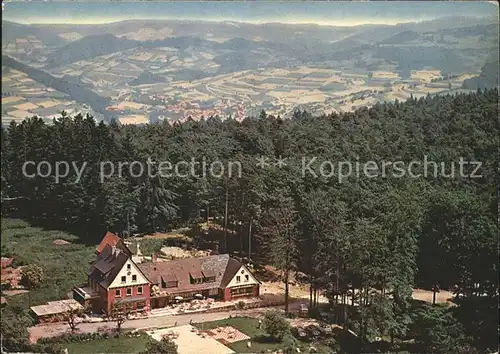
[3,1,498,26]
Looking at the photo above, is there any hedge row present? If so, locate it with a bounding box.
[37,330,147,344]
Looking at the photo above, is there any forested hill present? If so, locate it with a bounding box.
[462,60,499,89]
[1,89,498,351]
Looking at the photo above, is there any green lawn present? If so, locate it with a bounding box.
[1,218,95,309]
[64,335,150,353]
[194,316,334,353]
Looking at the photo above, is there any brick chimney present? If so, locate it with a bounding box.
[152,253,157,265]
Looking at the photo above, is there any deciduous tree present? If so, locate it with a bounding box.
[263,310,291,342]
[20,264,44,289]
[108,300,132,332]
[140,337,178,354]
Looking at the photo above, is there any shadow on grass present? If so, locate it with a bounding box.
[252,334,280,344]
[332,327,363,353]
[1,215,106,246]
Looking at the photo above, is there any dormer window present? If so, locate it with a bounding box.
[204,276,215,283]
[189,272,204,285]
[190,276,203,284]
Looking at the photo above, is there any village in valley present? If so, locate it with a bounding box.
[0,58,482,126]
[2,7,496,126]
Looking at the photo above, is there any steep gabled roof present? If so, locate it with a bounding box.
[88,244,129,288]
[96,231,131,257]
[220,257,249,288]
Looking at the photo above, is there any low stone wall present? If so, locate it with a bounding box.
[179,299,285,315]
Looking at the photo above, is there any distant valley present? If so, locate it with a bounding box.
[2,17,498,125]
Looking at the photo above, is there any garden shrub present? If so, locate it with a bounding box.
[37,330,150,345]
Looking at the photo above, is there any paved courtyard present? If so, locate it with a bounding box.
[146,325,235,354]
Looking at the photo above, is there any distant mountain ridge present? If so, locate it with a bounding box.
[45,34,139,69]
[3,15,494,46]
[1,20,67,46]
[378,31,420,45]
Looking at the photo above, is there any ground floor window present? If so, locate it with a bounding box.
[173,289,217,299]
[230,286,254,296]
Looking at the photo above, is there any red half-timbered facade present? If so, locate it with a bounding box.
[74,232,260,314]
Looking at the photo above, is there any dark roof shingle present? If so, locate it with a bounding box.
[220,257,246,288]
[88,244,129,288]
[138,254,247,293]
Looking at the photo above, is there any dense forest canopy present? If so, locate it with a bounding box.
[1,89,498,352]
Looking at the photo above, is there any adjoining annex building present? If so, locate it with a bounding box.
[73,232,260,314]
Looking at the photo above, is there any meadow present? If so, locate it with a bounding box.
[64,335,150,354]
[1,218,95,309]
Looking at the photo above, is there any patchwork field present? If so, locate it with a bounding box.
[410,69,442,82]
[115,101,146,110]
[8,109,33,119]
[12,102,38,111]
[1,96,25,104]
[37,100,63,108]
[119,114,149,125]
[1,65,94,124]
